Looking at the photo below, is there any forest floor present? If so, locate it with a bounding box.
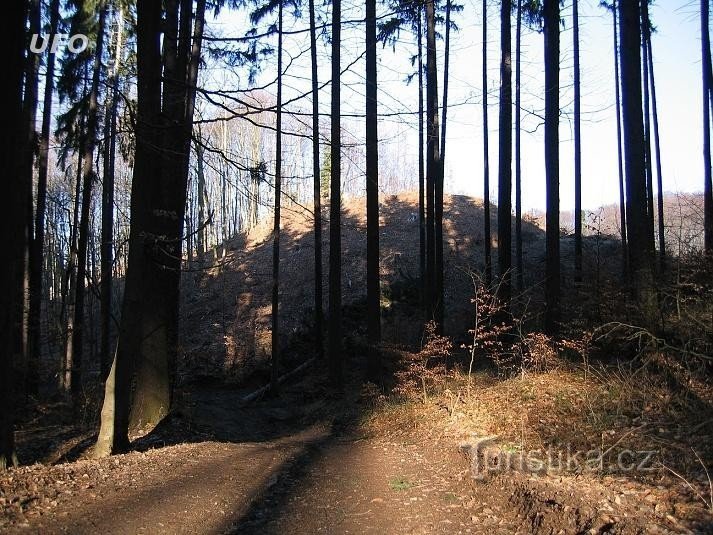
[2,351,713,534]
[3,193,713,533]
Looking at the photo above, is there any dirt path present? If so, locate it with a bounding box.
[2,429,521,535]
[232,434,521,534]
[1,371,528,535]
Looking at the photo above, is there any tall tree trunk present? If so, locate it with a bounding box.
[641,1,656,254]
[366,0,381,379]
[544,0,560,335]
[647,36,665,271]
[101,4,125,381]
[28,0,61,395]
[498,0,512,305]
[71,2,108,409]
[514,0,522,291]
[418,8,426,307]
[482,0,492,286]
[197,138,207,257]
[1,0,27,471]
[425,0,439,324]
[128,0,204,431]
[23,0,42,382]
[271,0,283,392]
[620,0,657,326]
[612,0,628,279]
[63,142,85,393]
[703,0,713,254]
[95,0,206,456]
[573,0,582,283]
[308,0,324,360]
[329,0,343,387]
[435,0,451,332]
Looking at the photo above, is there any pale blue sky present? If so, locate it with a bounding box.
[207,0,706,211]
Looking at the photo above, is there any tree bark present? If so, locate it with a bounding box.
[28,0,61,395]
[573,0,582,283]
[425,0,439,324]
[620,0,658,326]
[308,0,324,361]
[418,8,426,307]
[612,0,628,280]
[1,0,27,471]
[366,0,381,380]
[646,36,665,271]
[483,0,492,286]
[329,0,343,387]
[702,0,713,254]
[544,0,560,335]
[101,4,125,381]
[515,0,522,291]
[498,0,512,305]
[71,2,107,409]
[435,0,451,332]
[271,0,283,392]
[641,1,656,254]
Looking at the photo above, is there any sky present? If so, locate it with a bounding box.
[205,0,706,212]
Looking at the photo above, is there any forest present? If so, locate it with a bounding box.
[1,0,713,532]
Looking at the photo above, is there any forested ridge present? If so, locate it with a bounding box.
[2,0,713,533]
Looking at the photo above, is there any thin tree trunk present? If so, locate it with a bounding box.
[703,0,713,254]
[515,0,522,291]
[498,0,512,305]
[425,0,439,324]
[612,0,628,279]
[71,2,107,408]
[641,1,656,254]
[308,0,324,360]
[435,0,451,331]
[271,0,283,392]
[329,0,343,387]
[573,0,582,283]
[483,0,492,286]
[22,0,42,398]
[366,0,381,379]
[28,0,61,395]
[101,4,124,381]
[544,0,560,334]
[63,143,84,393]
[647,36,665,271]
[417,8,426,307]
